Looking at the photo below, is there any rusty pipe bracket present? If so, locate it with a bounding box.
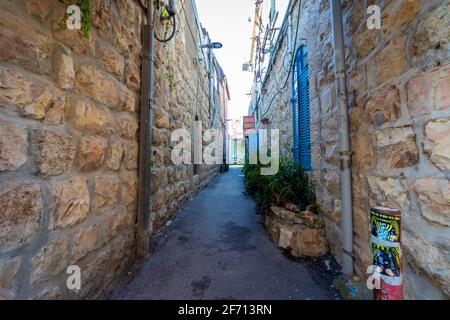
[339,151,353,157]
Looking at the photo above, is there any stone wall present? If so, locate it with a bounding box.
[0,0,217,299]
[255,0,449,299]
[150,0,218,231]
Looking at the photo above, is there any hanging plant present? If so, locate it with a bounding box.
[58,0,92,40]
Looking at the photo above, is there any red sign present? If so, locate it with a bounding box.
[243,115,255,132]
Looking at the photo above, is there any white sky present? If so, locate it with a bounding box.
[195,0,255,121]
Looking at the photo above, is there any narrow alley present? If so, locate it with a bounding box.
[109,167,340,300]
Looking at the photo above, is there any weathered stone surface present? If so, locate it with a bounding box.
[414,178,450,226]
[413,2,450,63]
[92,175,119,210]
[34,286,62,300]
[112,19,135,55]
[31,238,68,284]
[0,257,20,291]
[154,108,170,129]
[75,65,118,107]
[290,227,328,257]
[26,0,52,18]
[32,128,75,177]
[105,139,124,171]
[352,133,374,171]
[123,141,139,170]
[407,72,435,116]
[424,119,450,171]
[0,181,42,252]
[21,87,65,122]
[0,8,52,74]
[352,27,378,59]
[367,176,410,213]
[436,73,450,110]
[382,0,421,36]
[121,172,138,205]
[265,206,328,257]
[0,66,65,122]
[72,100,114,136]
[91,0,112,39]
[71,223,101,262]
[76,135,108,171]
[117,113,138,140]
[103,212,127,242]
[97,42,124,80]
[151,189,166,211]
[115,0,141,35]
[376,127,419,170]
[0,119,28,172]
[55,51,75,89]
[365,85,400,126]
[0,288,14,300]
[119,85,139,112]
[125,60,140,92]
[368,35,407,86]
[403,232,450,297]
[152,128,170,146]
[50,177,89,229]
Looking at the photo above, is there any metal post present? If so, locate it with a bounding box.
[370,207,403,300]
[330,0,354,276]
[137,0,155,259]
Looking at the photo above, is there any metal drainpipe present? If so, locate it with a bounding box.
[330,0,354,276]
[137,0,155,259]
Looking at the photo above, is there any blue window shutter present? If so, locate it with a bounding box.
[291,59,300,164]
[292,46,311,171]
[299,66,311,171]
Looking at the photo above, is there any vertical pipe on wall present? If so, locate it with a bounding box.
[330,0,353,276]
[137,0,155,259]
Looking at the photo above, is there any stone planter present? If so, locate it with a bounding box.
[264,205,328,257]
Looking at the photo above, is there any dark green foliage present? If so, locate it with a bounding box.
[243,157,316,212]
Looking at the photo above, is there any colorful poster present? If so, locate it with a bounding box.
[372,243,401,279]
[370,207,403,299]
[370,208,401,243]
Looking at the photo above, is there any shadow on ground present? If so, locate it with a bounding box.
[108,167,341,300]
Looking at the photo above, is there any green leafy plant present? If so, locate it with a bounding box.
[243,157,316,212]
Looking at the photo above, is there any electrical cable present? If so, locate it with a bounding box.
[260,0,301,119]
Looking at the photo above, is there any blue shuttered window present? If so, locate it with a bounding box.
[291,46,311,170]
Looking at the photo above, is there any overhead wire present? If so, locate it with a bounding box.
[259,0,301,119]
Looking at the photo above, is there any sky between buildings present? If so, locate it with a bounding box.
[196,0,255,121]
[196,0,290,121]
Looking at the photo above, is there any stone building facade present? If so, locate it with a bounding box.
[0,0,219,299]
[250,0,449,299]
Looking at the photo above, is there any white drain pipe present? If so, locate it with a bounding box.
[330,0,354,276]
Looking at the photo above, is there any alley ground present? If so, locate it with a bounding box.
[109,167,341,300]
